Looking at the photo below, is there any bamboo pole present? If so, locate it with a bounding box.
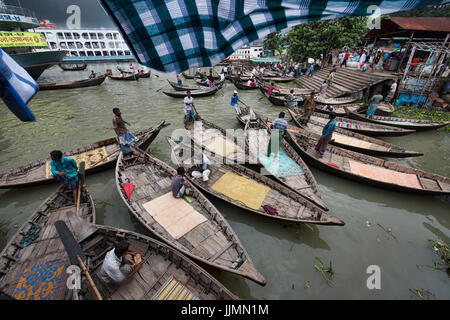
[397,32,414,73]
[77,255,103,300]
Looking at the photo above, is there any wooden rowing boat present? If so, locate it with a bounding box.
[138,71,151,78]
[286,131,450,195]
[79,224,238,300]
[314,103,363,117]
[315,96,358,105]
[167,80,203,91]
[262,77,294,83]
[232,79,259,90]
[38,74,107,90]
[167,137,345,226]
[182,72,194,79]
[348,111,450,131]
[59,63,87,71]
[0,184,96,300]
[0,185,237,300]
[307,112,416,137]
[108,73,139,81]
[286,109,422,158]
[184,113,249,163]
[258,81,311,95]
[115,150,265,285]
[239,111,328,210]
[0,121,167,189]
[163,84,223,98]
[195,78,225,87]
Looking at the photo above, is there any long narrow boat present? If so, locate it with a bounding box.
[162,84,222,98]
[115,150,266,285]
[286,109,422,158]
[182,72,194,79]
[356,102,395,116]
[348,111,450,131]
[0,121,167,189]
[307,112,416,137]
[167,137,345,226]
[0,185,237,300]
[262,77,294,83]
[232,79,259,90]
[184,113,248,163]
[195,78,225,87]
[314,103,363,117]
[0,184,96,300]
[59,63,87,71]
[38,75,107,90]
[138,71,151,78]
[108,73,139,81]
[241,114,328,210]
[315,96,358,105]
[285,131,450,195]
[258,81,311,95]
[78,224,238,300]
[167,80,203,91]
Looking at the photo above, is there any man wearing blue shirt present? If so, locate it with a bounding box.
[267,112,288,156]
[50,150,79,201]
[230,90,241,115]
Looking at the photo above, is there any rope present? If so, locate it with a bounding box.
[21,223,40,247]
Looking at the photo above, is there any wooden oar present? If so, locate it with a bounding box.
[156,85,167,92]
[76,161,85,217]
[54,220,103,300]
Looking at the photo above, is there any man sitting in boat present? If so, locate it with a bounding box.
[315,113,337,157]
[267,112,288,157]
[267,82,279,95]
[50,150,79,202]
[209,78,215,90]
[177,74,183,86]
[89,70,96,79]
[184,91,196,123]
[113,108,139,150]
[230,90,241,115]
[366,91,384,117]
[100,239,143,284]
[285,89,297,111]
[172,167,192,198]
[300,92,316,125]
[191,154,212,182]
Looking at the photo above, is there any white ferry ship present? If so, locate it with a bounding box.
[38,27,135,62]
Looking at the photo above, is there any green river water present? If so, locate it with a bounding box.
[0,63,449,299]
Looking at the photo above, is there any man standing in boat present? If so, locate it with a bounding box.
[231,90,241,115]
[315,113,337,157]
[184,90,196,123]
[285,89,297,111]
[267,112,288,157]
[366,90,384,117]
[50,150,79,203]
[113,108,139,147]
[300,92,316,125]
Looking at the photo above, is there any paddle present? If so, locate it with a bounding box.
[54,220,103,300]
[156,85,167,92]
[76,161,85,217]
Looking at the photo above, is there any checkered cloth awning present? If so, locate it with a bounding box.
[99,0,447,74]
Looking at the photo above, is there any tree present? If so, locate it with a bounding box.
[287,17,368,62]
[263,31,283,56]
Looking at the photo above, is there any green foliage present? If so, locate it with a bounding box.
[263,31,283,55]
[314,257,334,286]
[287,17,368,62]
[392,106,450,132]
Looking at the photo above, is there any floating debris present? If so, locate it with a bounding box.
[377,223,397,240]
[365,219,371,227]
[304,281,310,289]
[314,257,334,286]
[428,239,449,273]
[409,288,437,300]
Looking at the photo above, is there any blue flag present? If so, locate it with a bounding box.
[99,0,446,74]
[0,48,38,121]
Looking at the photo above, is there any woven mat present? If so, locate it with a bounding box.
[212,171,270,210]
[348,160,422,189]
[45,146,111,178]
[151,276,197,300]
[202,136,237,158]
[336,122,363,130]
[8,257,69,300]
[257,148,304,178]
[142,192,207,239]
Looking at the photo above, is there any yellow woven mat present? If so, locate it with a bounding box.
[211,171,270,210]
[45,146,111,178]
[142,192,207,239]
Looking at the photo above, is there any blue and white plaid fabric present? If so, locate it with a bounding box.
[0,48,37,121]
[99,0,446,74]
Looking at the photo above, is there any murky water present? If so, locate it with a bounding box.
[0,63,449,299]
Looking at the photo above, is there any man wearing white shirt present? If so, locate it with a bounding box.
[184,90,195,123]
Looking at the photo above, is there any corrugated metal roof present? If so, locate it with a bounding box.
[388,17,450,33]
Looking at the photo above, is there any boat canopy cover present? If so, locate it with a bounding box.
[99,0,444,74]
